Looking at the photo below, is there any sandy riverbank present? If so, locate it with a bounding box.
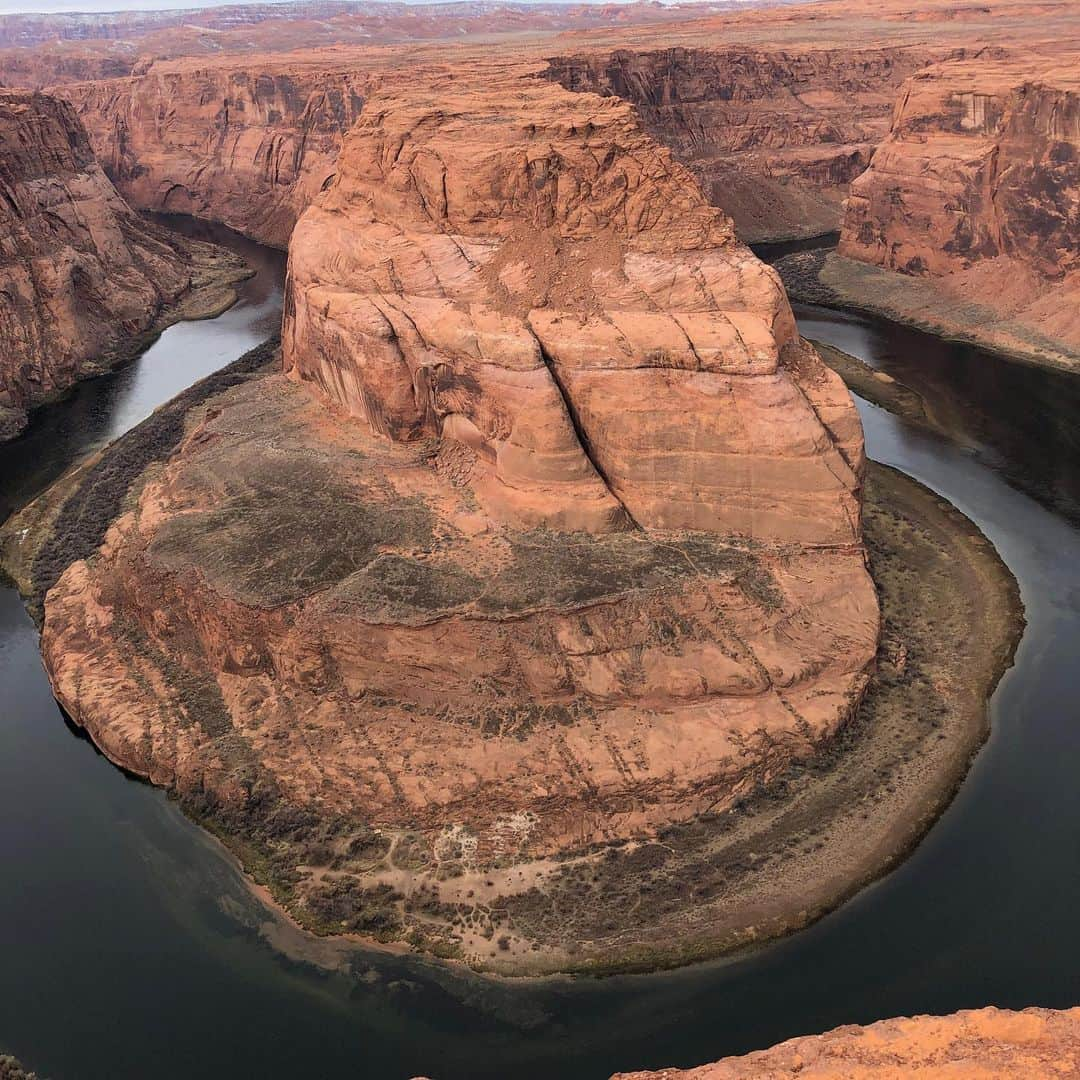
[776,249,1080,376]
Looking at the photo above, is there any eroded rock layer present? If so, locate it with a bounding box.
[613,1007,1080,1079]
[545,46,939,242]
[41,62,878,967]
[0,89,200,440]
[840,55,1080,356]
[59,58,371,247]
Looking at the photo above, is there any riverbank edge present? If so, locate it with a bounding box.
[8,334,1024,979]
[0,232,254,446]
[775,249,1080,377]
[535,460,1024,977]
[0,337,280,617]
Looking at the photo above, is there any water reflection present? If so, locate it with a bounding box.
[0,217,284,525]
[796,302,1080,526]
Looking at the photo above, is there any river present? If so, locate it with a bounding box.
[1,222,1078,1079]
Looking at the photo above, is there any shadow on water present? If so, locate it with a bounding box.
[749,231,840,262]
[794,302,1080,528]
[0,215,284,526]
[2,220,1079,1079]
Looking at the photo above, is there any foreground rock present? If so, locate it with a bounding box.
[613,1007,1080,1078]
[0,89,248,441]
[40,63,883,971]
[838,54,1080,368]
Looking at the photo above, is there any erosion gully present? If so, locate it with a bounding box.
[2,221,1078,1079]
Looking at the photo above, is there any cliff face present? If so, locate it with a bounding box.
[283,66,867,541]
[0,90,199,440]
[41,61,878,968]
[839,56,1080,355]
[843,57,1079,278]
[545,46,938,242]
[613,1007,1080,1079]
[58,59,371,247]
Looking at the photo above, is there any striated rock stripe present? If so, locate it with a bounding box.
[58,59,371,247]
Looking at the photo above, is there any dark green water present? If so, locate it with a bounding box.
[2,222,1079,1079]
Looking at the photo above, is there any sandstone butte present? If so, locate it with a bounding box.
[838,53,1080,363]
[40,57,880,969]
[611,1007,1080,1080]
[0,89,244,441]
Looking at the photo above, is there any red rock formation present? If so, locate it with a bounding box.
[612,1007,1080,1079]
[0,89,213,440]
[41,60,878,967]
[284,64,867,541]
[545,46,939,242]
[839,55,1080,357]
[58,59,370,247]
[24,0,1080,256]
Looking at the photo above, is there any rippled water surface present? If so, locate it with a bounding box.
[2,224,1078,1079]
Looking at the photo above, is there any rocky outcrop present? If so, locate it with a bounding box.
[283,67,868,541]
[613,1007,1080,1079]
[545,46,939,242]
[0,1054,38,1080]
[0,89,238,441]
[58,58,371,247]
[41,61,877,969]
[839,55,1080,358]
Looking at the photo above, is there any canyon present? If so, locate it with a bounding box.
[544,45,940,242]
[615,1008,1080,1079]
[0,88,247,442]
[36,55,886,971]
[0,0,1043,977]
[8,0,1075,251]
[58,58,370,247]
[26,42,924,248]
[0,0,1072,1071]
[831,53,1080,368]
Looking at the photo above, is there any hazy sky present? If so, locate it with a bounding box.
[2,0,681,11]
[1,0,340,11]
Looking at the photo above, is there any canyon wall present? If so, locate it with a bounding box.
[0,89,200,440]
[41,60,878,967]
[838,55,1080,356]
[613,1007,1080,1079]
[545,46,940,241]
[57,58,371,247]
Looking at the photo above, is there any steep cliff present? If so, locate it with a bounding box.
[545,46,939,242]
[838,55,1080,361]
[0,89,240,441]
[41,60,879,970]
[613,1007,1080,1079]
[58,57,371,247]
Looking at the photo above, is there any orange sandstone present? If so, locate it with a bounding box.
[613,1007,1080,1079]
[41,59,878,967]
